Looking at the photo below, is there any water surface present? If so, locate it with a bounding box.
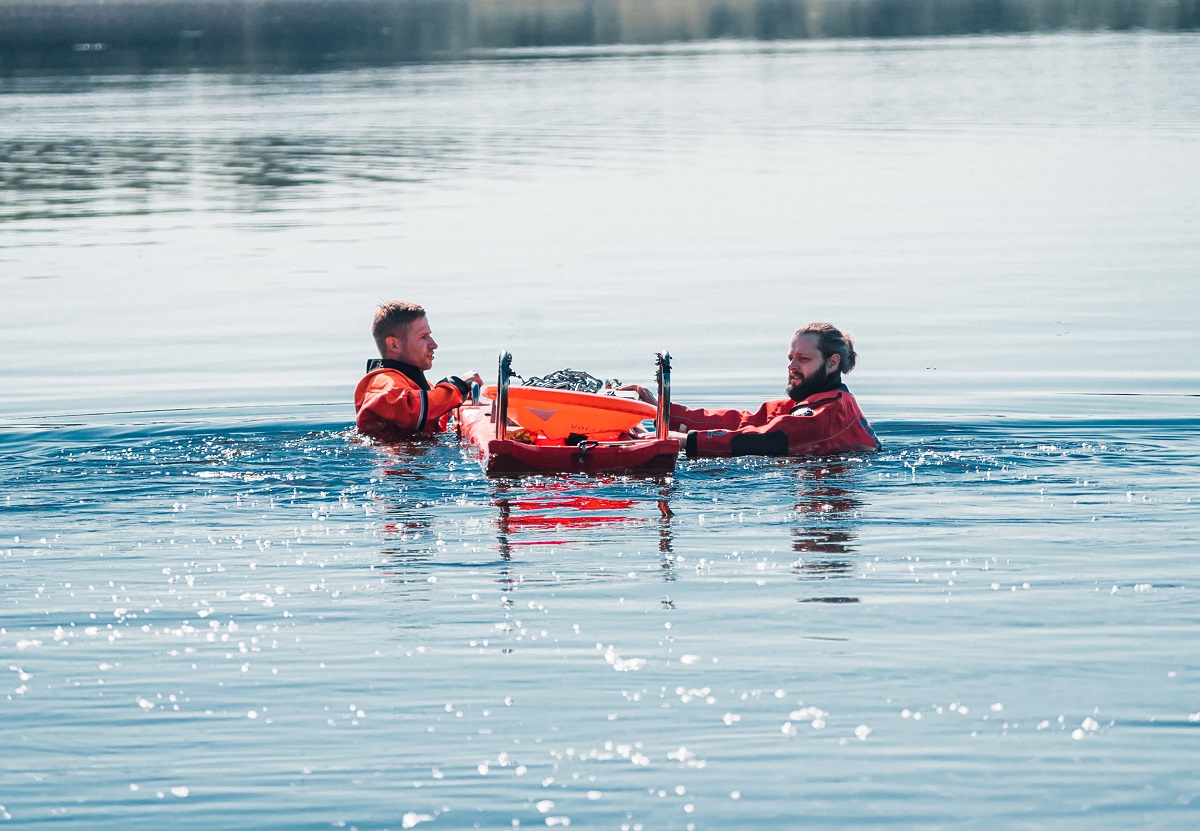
[3,32,1199,829]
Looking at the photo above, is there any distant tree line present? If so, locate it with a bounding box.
[2,0,1197,72]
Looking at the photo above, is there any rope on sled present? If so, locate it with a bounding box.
[513,368,620,394]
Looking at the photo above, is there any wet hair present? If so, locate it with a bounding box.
[796,322,857,375]
[372,301,426,356]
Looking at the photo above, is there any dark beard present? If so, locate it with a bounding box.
[787,364,832,403]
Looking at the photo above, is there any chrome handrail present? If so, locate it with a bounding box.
[495,351,513,441]
[655,351,671,440]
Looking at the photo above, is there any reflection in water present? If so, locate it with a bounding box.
[365,441,442,585]
[656,484,676,581]
[0,133,470,222]
[366,445,681,598]
[495,481,639,549]
[792,463,862,600]
[493,478,676,579]
[494,490,645,555]
[378,498,433,564]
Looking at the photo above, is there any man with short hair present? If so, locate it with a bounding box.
[353,301,480,442]
[626,322,880,457]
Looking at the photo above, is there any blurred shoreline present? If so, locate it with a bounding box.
[2,0,1198,73]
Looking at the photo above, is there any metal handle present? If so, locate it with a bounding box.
[655,351,672,440]
[495,351,513,441]
[577,440,598,464]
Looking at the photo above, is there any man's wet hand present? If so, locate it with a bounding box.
[618,383,657,406]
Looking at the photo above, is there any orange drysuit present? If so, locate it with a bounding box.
[671,384,880,458]
[354,360,471,443]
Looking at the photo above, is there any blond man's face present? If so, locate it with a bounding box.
[386,316,437,371]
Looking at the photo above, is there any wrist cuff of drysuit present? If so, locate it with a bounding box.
[442,376,472,399]
[685,431,698,458]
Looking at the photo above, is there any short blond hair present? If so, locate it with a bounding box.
[372,301,426,356]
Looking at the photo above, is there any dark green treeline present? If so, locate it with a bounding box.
[2,0,1197,71]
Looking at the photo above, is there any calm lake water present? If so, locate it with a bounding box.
[3,32,1200,829]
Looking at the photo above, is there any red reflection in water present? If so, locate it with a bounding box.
[507,497,637,512]
[496,489,645,549]
[505,514,644,530]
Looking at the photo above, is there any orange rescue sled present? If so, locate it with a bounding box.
[457,352,679,475]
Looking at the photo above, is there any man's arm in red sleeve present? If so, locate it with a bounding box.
[668,401,776,433]
[684,394,859,458]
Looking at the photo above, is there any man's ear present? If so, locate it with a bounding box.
[383,335,399,357]
[826,353,841,374]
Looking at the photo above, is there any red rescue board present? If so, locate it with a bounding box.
[457,397,678,476]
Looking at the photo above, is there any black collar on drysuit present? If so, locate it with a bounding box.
[369,358,432,391]
[817,370,843,395]
[789,375,848,412]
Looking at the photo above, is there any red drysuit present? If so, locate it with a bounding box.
[671,385,880,458]
[354,360,470,443]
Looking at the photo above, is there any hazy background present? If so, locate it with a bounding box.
[2,0,1197,72]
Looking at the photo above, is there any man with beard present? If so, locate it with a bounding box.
[625,322,879,458]
[354,301,480,443]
